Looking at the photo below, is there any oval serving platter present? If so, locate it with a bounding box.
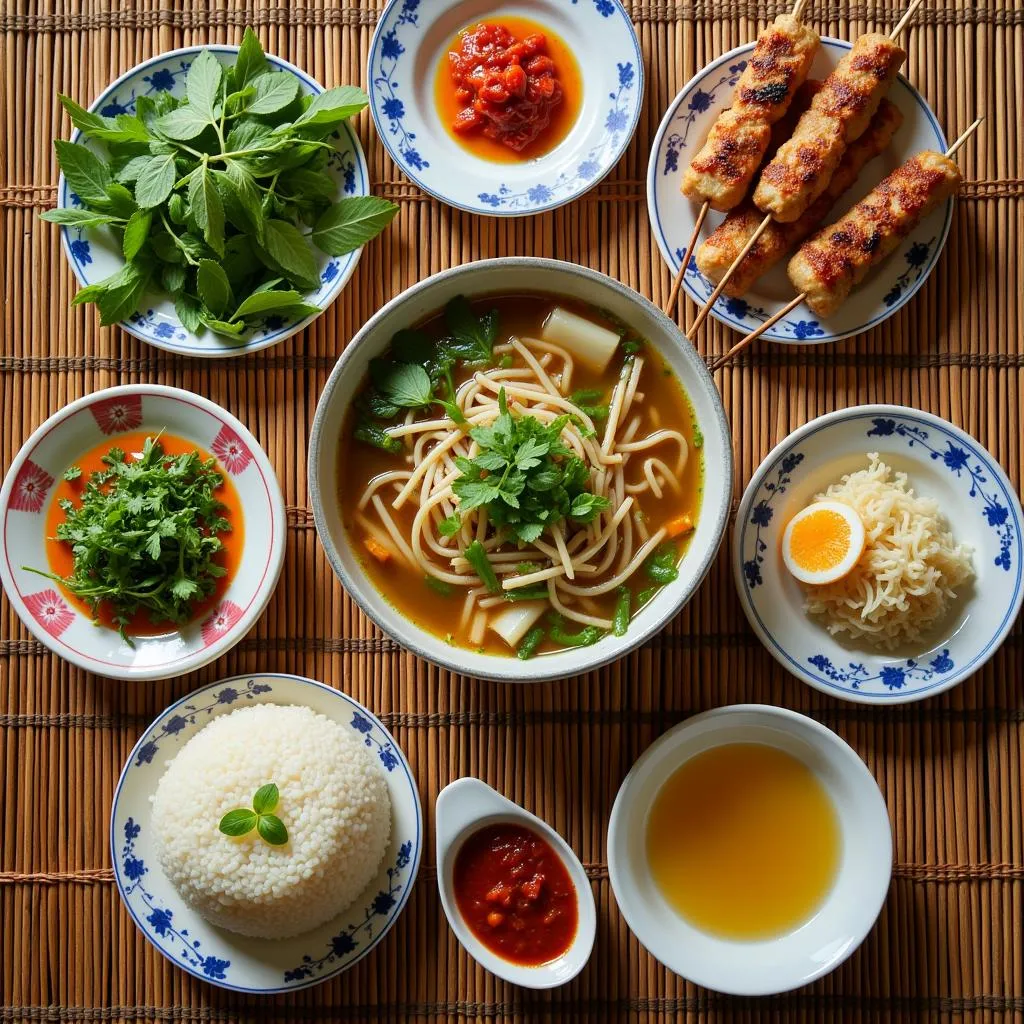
[0,385,285,681]
[110,673,423,994]
[57,46,370,357]
[648,38,953,344]
[733,406,1024,704]
[368,0,642,215]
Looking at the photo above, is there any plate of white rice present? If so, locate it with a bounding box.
[110,674,422,992]
[734,405,1024,704]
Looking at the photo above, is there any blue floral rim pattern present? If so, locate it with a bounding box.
[110,674,423,993]
[737,410,1023,700]
[58,47,368,355]
[648,39,954,344]
[367,0,643,215]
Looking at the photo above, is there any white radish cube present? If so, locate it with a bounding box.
[541,307,620,373]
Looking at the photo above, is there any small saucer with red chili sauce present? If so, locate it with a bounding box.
[368,0,642,216]
[435,778,596,988]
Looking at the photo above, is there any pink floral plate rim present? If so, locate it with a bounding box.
[0,385,286,680]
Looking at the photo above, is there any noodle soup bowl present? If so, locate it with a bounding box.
[308,258,733,682]
[734,405,1024,704]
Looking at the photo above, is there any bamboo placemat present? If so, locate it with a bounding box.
[1,0,1022,1021]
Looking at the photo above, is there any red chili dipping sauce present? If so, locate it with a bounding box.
[453,823,578,965]
[443,20,570,155]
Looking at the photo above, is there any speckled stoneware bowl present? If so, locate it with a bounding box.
[308,257,733,683]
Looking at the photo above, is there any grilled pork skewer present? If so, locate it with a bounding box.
[696,98,904,296]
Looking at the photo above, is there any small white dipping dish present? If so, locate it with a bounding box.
[435,777,596,989]
[607,705,892,996]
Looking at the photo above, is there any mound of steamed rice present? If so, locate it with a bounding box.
[800,453,974,649]
[150,703,391,940]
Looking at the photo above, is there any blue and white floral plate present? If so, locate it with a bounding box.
[648,39,953,343]
[110,674,423,992]
[368,0,642,215]
[734,406,1023,704]
[57,46,369,357]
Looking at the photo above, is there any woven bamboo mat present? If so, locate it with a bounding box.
[1,0,1023,1021]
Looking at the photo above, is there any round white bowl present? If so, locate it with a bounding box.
[56,45,370,357]
[648,38,953,343]
[734,405,1024,703]
[307,257,733,682]
[110,673,423,993]
[607,705,892,996]
[0,385,285,680]
[367,0,642,215]
[435,778,596,988]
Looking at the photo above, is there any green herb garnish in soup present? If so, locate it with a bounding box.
[41,29,398,337]
[338,293,704,658]
[25,433,241,645]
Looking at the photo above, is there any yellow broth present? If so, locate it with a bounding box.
[336,293,704,656]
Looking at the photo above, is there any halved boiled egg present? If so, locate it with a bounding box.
[781,500,866,586]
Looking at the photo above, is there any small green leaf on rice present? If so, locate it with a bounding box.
[256,813,288,846]
[251,782,279,814]
[219,808,258,837]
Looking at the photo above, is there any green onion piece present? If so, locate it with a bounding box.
[424,575,453,597]
[635,585,659,606]
[612,586,630,637]
[503,585,549,602]
[548,614,604,648]
[644,541,679,585]
[464,540,500,593]
[517,626,546,660]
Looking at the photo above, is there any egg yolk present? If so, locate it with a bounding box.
[787,509,852,572]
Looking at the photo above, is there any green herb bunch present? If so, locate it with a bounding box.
[25,437,231,644]
[219,783,288,846]
[41,29,399,337]
[353,294,501,453]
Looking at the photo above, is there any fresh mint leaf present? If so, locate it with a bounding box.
[102,182,138,219]
[40,208,121,227]
[251,782,279,814]
[234,27,269,87]
[135,154,176,208]
[186,49,224,122]
[444,295,497,364]
[197,259,233,317]
[247,72,299,115]
[256,813,288,846]
[53,140,111,205]
[199,313,246,337]
[188,164,225,255]
[311,196,398,256]
[115,154,154,183]
[155,105,212,140]
[376,363,433,409]
[262,218,318,287]
[280,167,337,202]
[232,288,309,319]
[219,808,257,836]
[59,95,151,144]
[161,264,187,294]
[295,85,368,127]
[569,491,610,523]
[122,209,152,261]
[175,294,203,333]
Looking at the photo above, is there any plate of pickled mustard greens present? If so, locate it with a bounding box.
[43,30,399,356]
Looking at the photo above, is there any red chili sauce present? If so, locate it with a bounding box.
[446,21,564,153]
[453,823,578,966]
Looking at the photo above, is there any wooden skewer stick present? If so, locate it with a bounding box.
[664,0,809,321]
[689,0,927,343]
[663,201,710,318]
[709,118,983,372]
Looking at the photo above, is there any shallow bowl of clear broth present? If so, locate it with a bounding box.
[308,258,732,682]
[607,704,892,996]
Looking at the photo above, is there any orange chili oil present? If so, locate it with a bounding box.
[435,17,582,162]
[453,823,578,966]
[45,431,244,637]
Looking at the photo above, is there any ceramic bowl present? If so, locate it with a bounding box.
[607,704,892,996]
[110,673,423,993]
[367,0,642,215]
[435,778,596,988]
[307,257,733,683]
[55,45,370,357]
[648,38,952,343]
[734,405,1024,703]
[0,385,285,680]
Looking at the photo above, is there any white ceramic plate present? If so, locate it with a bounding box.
[110,673,423,993]
[308,258,733,683]
[367,0,642,215]
[648,38,952,343]
[734,405,1024,703]
[607,705,892,996]
[56,45,370,357]
[0,385,285,680]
